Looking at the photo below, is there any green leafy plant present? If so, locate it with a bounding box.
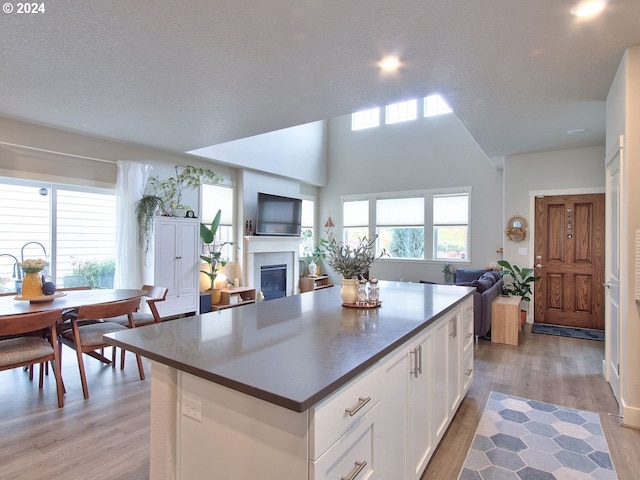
[199,209,235,290]
[497,259,540,303]
[325,235,388,279]
[302,230,329,266]
[71,257,116,289]
[136,165,222,256]
[442,263,453,284]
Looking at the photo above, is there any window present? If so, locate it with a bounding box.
[424,94,452,117]
[385,99,417,125]
[433,194,469,260]
[342,199,369,247]
[201,183,235,261]
[300,198,315,256]
[376,197,424,258]
[342,188,470,263]
[351,107,380,131]
[0,179,116,291]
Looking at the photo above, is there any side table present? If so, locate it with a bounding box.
[491,295,522,346]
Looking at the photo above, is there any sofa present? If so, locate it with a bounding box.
[453,269,504,339]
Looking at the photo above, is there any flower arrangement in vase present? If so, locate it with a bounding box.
[325,235,388,304]
[18,258,47,298]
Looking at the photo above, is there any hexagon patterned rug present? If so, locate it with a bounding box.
[458,392,618,479]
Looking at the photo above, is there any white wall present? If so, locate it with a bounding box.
[503,146,606,265]
[188,120,328,187]
[322,112,503,284]
[606,45,640,428]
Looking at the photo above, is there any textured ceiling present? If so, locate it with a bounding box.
[2,1,640,162]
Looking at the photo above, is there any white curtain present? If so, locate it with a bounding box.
[115,161,152,289]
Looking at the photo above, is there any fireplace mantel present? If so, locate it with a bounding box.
[244,236,300,296]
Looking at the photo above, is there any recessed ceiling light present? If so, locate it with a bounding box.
[567,128,587,135]
[570,0,606,18]
[378,55,401,73]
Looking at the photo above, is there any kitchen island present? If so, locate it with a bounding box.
[105,281,474,480]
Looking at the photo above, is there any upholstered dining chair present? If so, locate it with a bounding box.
[0,309,65,407]
[58,297,145,399]
[110,285,168,327]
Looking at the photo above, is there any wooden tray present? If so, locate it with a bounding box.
[14,292,67,303]
[342,300,382,309]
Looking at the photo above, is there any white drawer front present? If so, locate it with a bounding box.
[310,403,380,480]
[309,365,381,460]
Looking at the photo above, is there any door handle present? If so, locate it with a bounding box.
[535,264,545,268]
[603,282,611,289]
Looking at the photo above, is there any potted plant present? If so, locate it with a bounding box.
[442,263,453,284]
[326,235,388,304]
[200,209,235,303]
[303,237,329,277]
[497,259,540,324]
[136,165,222,256]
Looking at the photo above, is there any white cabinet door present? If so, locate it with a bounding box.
[406,328,433,480]
[379,346,408,479]
[447,309,462,419]
[431,318,449,444]
[152,217,199,317]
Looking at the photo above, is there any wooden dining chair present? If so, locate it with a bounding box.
[58,297,145,399]
[110,285,168,327]
[0,309,65,407]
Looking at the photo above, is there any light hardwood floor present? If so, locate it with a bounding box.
[422,324,640,479]
[1,326,638,479]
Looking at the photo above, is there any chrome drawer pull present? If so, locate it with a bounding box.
[465,368,473,376]
[345,396,371,416]
[341,460,367,480]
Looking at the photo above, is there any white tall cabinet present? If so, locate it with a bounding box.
[149,217,199,317]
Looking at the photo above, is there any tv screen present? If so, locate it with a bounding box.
[256,193,302,236]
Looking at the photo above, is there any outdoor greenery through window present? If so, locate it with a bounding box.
[341,189,470,262]
[0,179,116,292]
[376,197,424,259]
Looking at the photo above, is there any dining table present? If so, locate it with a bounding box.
[0,289,147,317]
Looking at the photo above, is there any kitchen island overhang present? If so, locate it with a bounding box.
[104,281,474,412]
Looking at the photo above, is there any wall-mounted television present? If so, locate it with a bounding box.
[256,193,302,236]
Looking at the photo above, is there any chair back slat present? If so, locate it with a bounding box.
[141,285,168,301]
[76,297,141,321]
[0,309,64,336]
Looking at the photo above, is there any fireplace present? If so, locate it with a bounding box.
[260,264,287,301]
[244,236,301,296]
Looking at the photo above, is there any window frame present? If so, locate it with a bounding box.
[0,177,117,290]
[341,187,471,263]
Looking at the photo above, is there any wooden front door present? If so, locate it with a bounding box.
[533,194,605,329]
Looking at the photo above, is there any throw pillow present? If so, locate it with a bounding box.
[454,269,490,283]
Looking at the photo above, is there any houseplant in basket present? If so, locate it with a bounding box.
[326,235,387,304]
[497,259,540,324]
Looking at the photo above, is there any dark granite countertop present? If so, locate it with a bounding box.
[105,281,473,412]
